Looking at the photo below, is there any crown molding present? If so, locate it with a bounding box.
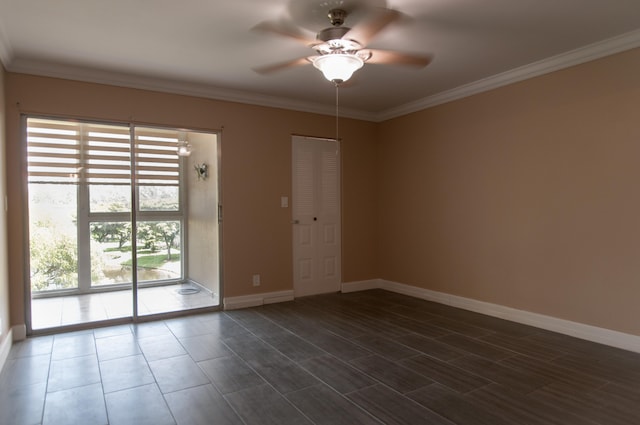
[375,29,640,122]
[6,59,378,122]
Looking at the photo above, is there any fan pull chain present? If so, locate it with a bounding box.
[335,82,340,143]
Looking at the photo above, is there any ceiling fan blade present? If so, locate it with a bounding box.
[364,49,433,67]
[252,20,317,46]
[343,7,401,47]
[253,57,312,75]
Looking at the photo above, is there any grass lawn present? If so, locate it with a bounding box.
[122,252,180,268]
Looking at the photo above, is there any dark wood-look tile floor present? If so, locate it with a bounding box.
[2,289,640,424]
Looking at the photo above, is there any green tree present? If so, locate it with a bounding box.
[136,222,158,252]
[90,222,131,248]
[153,222,180,260]
[90,223,111,243]
[113,222,131,249]
[30,222,78,291]
[136,222,180,259]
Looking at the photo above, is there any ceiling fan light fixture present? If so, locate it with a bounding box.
[312,53,364,83]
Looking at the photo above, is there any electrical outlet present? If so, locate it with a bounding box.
[252,274,261,287]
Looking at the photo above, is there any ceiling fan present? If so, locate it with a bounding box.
[253,6,432,84]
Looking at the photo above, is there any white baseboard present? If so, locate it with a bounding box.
[342,279,640,354]
[341,279,383,293]
[0,328,13,374]
[224,290,294,310]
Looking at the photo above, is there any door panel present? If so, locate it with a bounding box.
[292,136,341,297]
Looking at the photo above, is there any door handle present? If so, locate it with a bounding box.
[291,220,300,224]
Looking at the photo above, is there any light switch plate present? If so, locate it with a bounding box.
[281,196,288,208]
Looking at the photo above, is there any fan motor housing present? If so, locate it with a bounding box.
[316,26,350,42]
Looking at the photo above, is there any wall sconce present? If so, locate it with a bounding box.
[194,163,208,181]
[177,140,192,157]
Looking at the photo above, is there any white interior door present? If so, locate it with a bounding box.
[292,136,341,297]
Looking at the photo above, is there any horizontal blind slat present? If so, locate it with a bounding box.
[27,122,80,132]
[28,161,80,168]
[136,157,178,162]
[27,152,80,160]
[136,148,180,156]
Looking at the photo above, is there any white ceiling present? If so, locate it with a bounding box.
[1,0,640,121]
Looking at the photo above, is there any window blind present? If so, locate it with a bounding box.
[135,127,180,186]
[27,118,83,183]
[85,123,131,184]
[27,118,181,186]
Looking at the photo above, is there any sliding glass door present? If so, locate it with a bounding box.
[26,117,220,332]
[134,126,187,316]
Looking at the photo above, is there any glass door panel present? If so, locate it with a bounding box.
[135,127,220,316]
[27,117,134,330]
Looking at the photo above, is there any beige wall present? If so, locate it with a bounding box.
[378,48,640,336]
[186,131,219,294]
[6,48,638,339]
[4,74,379,328]
[0,64,9,341]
